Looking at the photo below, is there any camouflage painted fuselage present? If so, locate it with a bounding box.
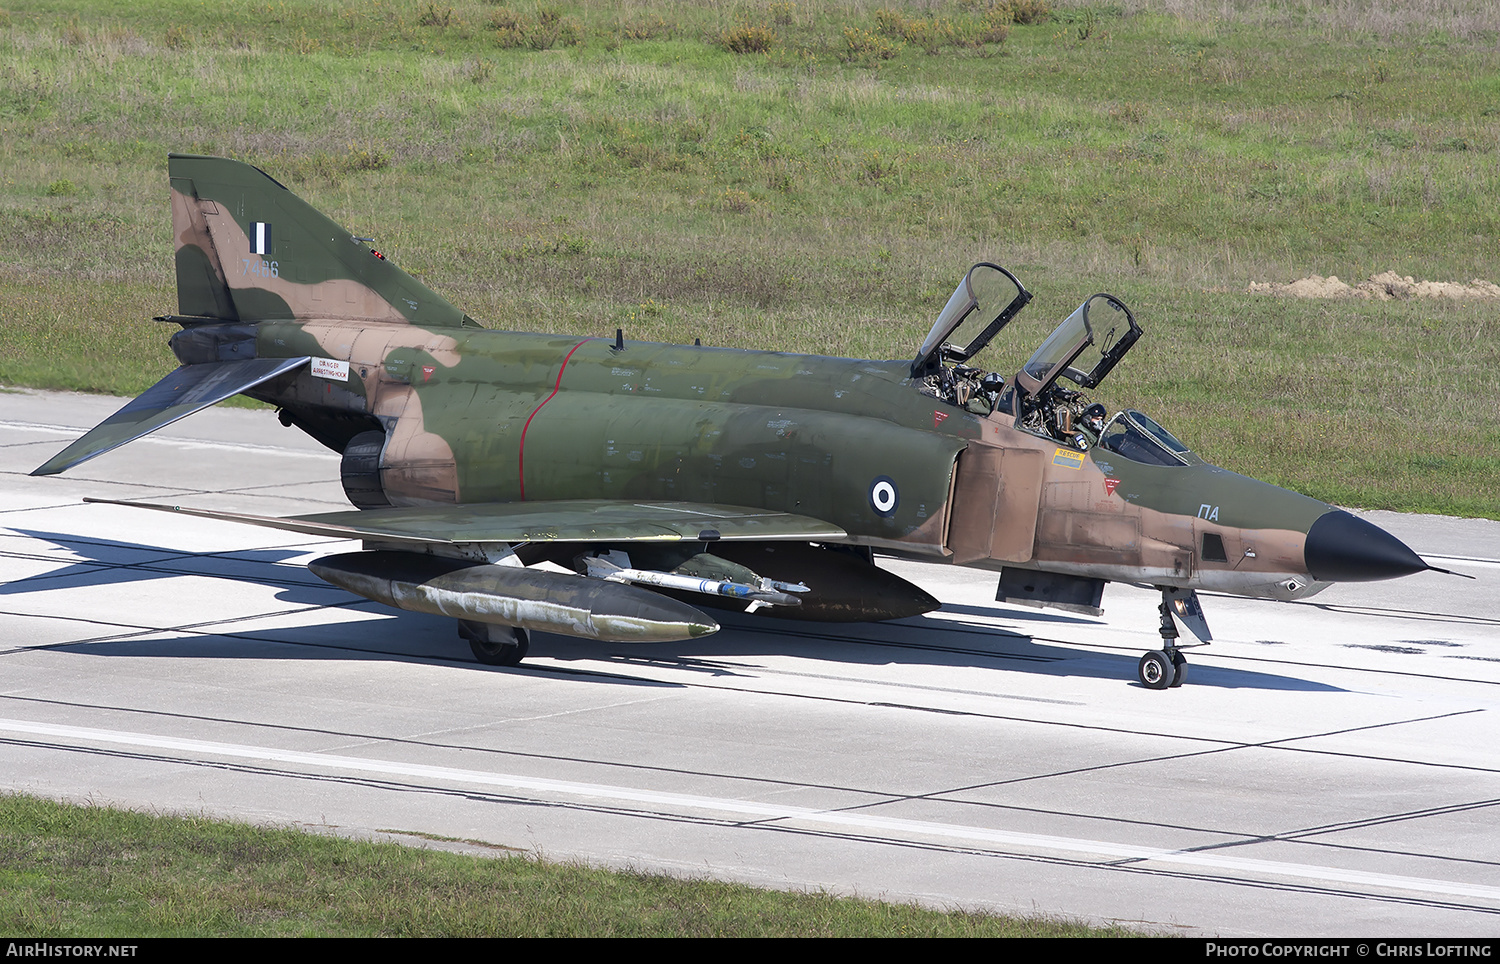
[204,307,1329,605]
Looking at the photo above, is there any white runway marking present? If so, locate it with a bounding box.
[6,717,1498,904]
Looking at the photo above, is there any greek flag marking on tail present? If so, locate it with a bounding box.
[251,221,272,255]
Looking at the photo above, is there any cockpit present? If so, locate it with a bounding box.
[913,263,1195,466]
[909,263,1030,417]
[1098,409,1201,466]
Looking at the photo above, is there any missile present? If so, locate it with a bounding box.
[308,551,719,643]
[656,542,941,622]
[582,554,806,609]
[577,544,937,621]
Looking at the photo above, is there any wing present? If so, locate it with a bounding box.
[82,497,847,547]
[84,498,937,625]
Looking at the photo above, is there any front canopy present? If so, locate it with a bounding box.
[1014,293,1141,397]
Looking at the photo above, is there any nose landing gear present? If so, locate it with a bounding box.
[1138,588,1210,690]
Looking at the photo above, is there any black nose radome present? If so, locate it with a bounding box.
[1304,510,1428,583]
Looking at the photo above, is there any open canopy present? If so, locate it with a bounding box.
[911,263,1031,378]
[1014,293,1141,397]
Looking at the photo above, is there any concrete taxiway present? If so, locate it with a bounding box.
[3,387,1499,936]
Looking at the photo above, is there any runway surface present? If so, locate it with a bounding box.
[3,387,1498,936]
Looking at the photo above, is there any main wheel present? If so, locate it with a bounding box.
[469,625,530,666]
[1169,650,1188,688]
[1138,650,1173,690]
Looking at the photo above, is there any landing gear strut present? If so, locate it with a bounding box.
[1137,588,1209,690]
[460,620,530,666]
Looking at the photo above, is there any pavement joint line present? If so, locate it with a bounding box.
[0,692,883,798]
[7,615,1498,776]
[0,600,369,646]
[4,715,1499,905]
[0,692,1256,818]
[1190,797,1500,850]
[6,725,1500,885]
[906,707,1498,798]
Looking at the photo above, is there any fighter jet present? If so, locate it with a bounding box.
[32,155,1449,688]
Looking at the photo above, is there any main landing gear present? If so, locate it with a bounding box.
[460,620,531,666]
[1137,588,1210,690]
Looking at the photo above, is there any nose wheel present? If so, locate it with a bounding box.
[1138,589,1208,689]
[1138,648,1187,689]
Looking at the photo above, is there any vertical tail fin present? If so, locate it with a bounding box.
[167,154,473,328]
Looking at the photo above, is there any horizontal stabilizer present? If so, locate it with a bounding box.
[82,498,848,546]
[31,357,309,477]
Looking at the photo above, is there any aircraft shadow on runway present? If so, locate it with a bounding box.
[668,607,1343,692]
[933,601,1097,625]
[2,528,334,605]
[6,528,1340,692]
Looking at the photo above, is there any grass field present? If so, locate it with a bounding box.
[0,793,1131,936]
[1,0,1497,518]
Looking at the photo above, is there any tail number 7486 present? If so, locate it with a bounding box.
[241,258,279,279]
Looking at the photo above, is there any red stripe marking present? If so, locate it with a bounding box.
[518,339,591,501]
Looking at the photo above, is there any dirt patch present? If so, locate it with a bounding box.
[1248,271,1500,301]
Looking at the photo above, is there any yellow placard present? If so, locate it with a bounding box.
[1052,447,1085,469]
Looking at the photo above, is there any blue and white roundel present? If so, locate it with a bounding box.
[869,476,899,517]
